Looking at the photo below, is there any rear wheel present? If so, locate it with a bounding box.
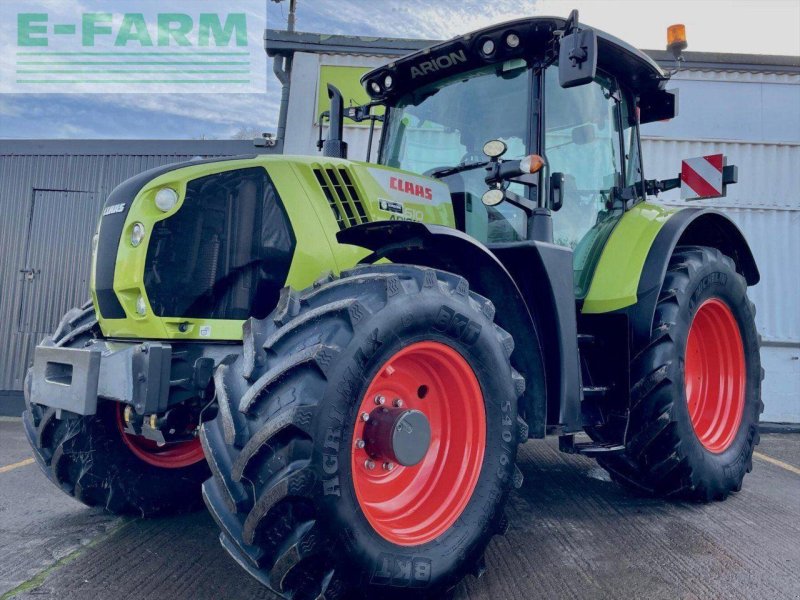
[201,265,527,599]
[22,302,208,516]
[596,246,762,501]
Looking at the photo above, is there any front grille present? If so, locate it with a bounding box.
[313,166,370,230]
[144,167,295,320]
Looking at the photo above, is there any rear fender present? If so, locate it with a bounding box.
[337,222,549,438]
[631,208,758,349]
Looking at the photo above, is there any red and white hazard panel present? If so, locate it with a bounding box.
[681,154,725,199]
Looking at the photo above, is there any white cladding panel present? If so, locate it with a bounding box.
[283,52,384,161]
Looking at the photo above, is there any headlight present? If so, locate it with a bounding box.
[130,222,145,247]
[506,33,521,48]
[136,295,147,316]
[155,188,178,212]
[481,39,496,56]
[384,75,393,89]
[370,81,382,94]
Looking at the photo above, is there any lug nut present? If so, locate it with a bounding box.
[374,395,386,405]
[393,398,404,408]
[365,460,376,470]
[383,462,395,472]
[355,439,366,449]
[361,412,370,422]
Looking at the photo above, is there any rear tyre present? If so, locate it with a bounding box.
[22,302,208,516]
[201,265,527,599]
[596,246,762,501]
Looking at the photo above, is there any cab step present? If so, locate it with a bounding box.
[582,385,610,398]
[559,435,625,456]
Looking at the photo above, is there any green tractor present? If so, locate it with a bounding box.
[25,11,762,599]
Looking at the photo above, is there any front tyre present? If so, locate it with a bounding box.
[22,302,208,516]
[598,246,762,501]
[201,265,527,599]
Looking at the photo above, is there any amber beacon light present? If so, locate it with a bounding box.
[667,24,688,58]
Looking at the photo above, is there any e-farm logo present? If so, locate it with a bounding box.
[2,1,266,94]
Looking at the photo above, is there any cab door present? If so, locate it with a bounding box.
[542,66,641,297]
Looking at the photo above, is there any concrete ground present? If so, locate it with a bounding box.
[1,417,799,600]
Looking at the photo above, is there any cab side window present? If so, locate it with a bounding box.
[544,66,622,250]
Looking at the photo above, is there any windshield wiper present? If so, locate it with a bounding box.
[427,161,488,179]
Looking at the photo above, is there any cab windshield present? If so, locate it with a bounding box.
[380,62,532,243]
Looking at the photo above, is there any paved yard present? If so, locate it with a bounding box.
[1,417,799,599]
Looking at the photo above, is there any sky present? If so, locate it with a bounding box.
[0,0,798,139]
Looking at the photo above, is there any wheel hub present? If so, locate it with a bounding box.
[364,407,432,467]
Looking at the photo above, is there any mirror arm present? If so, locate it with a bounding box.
[503,189,539,215]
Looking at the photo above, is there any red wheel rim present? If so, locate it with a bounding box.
[116,404,205,469]
[684,298,746,453]
[351,341,486,546]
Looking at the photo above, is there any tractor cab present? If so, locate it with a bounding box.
[345,12,680,297]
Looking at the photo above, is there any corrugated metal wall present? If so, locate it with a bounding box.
[642,137,800,422]
[0,140,273,393]
[640,68,800,422]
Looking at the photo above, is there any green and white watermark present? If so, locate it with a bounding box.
[2,1,266,93]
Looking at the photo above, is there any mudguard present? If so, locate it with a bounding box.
[631,207,759,349]
[337,222,550,438]
[584,204,758,350]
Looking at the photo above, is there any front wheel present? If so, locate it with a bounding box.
[22,302,208,516]
[201,265,527,599]
[596,246,762,501]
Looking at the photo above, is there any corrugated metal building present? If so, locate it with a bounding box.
[0,140,275,413]
[265,30,800,423]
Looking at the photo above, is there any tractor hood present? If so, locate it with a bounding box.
[91,155,454,341]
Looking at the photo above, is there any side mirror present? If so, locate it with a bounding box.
[550,172,565,211]
[558,28,597,88]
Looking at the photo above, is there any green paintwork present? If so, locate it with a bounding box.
[582,202,679,314]
[93,155,454,341]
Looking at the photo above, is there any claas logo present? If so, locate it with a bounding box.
[389,177,433,201]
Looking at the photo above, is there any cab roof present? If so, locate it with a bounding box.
[362,16,670,104]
